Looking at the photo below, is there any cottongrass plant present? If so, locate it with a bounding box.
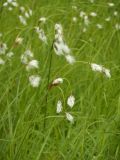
[21,49,41,87]
[71,1,119,34]
[0,42,14,64]
[15,37,23,45]
[35,17,47,44]
[29,75,41,88]
[35,27,47,44]
[56,95,75,123]
[6,51,14,58]
[3,0,18,11]
[19,6,32,25]
[91,63,111,78]
[48,77,63,90]
[56,100,62,113]
[0,0,119,159]
[0,42,7,55]
[65,112,74,123]
[53,23,75,64]
[67,95,75,108]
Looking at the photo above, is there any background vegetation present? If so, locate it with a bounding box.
[0,0,120,159]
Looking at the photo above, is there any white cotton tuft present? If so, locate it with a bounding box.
[56,100,62,113]
[91,63,103,72]
[24,50,34,58]
[108,3,115,7]
[91,63,111,78]
[26,59,39,71]
[6,51,14,58]
[114,11,118,16]
[29,75,41,87]
[96,24,103,29]
[39,17,46,23]
[52,78,63,85]
[0,43,7,55]
[90,12,97,17]
[21,50,33,64]
[35,27,47,44]
[72,17,77,22]
[19,15,27,25]
[67,95,75,108]
[0,58,5,65]
[66,112,74,123]
[115,24,120,30]
[102,68,111,78]
[105,17,111,22]
[15,37,23,45]
[65,55,75,64]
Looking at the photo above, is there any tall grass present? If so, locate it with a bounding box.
[0,0,120,160]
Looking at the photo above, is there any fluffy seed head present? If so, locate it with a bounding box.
[55,24,63,32]
[72,17,77,22]
[91,63,111,78]
[90,12,97,17]
[19,15,27,25]
[21,50,33,64]
[115,24,120,30]
[0,43,7,55]
[52,78,63,85]
[65,55,75,64]
[96,24,103,29]
[15,37,23,45]
[114,11,118,16]
[108,3,115,7]
[6,51,14,58]
[0,58,5,65]
[56,100,62,113]
[29,75,41,87]
[26,59,39,71]
[66,112,74,123]
[39,17,46,23]
[24,50,33,58]
[67,95,75,108]
[105,17,111,22]
[80,11,86,18]
[91,63,103,72]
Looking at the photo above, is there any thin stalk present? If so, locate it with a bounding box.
[43,43,53,129]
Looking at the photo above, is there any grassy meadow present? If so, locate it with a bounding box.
[0,0,120,159]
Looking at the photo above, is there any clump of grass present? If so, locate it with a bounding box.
[0,0,120,160]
